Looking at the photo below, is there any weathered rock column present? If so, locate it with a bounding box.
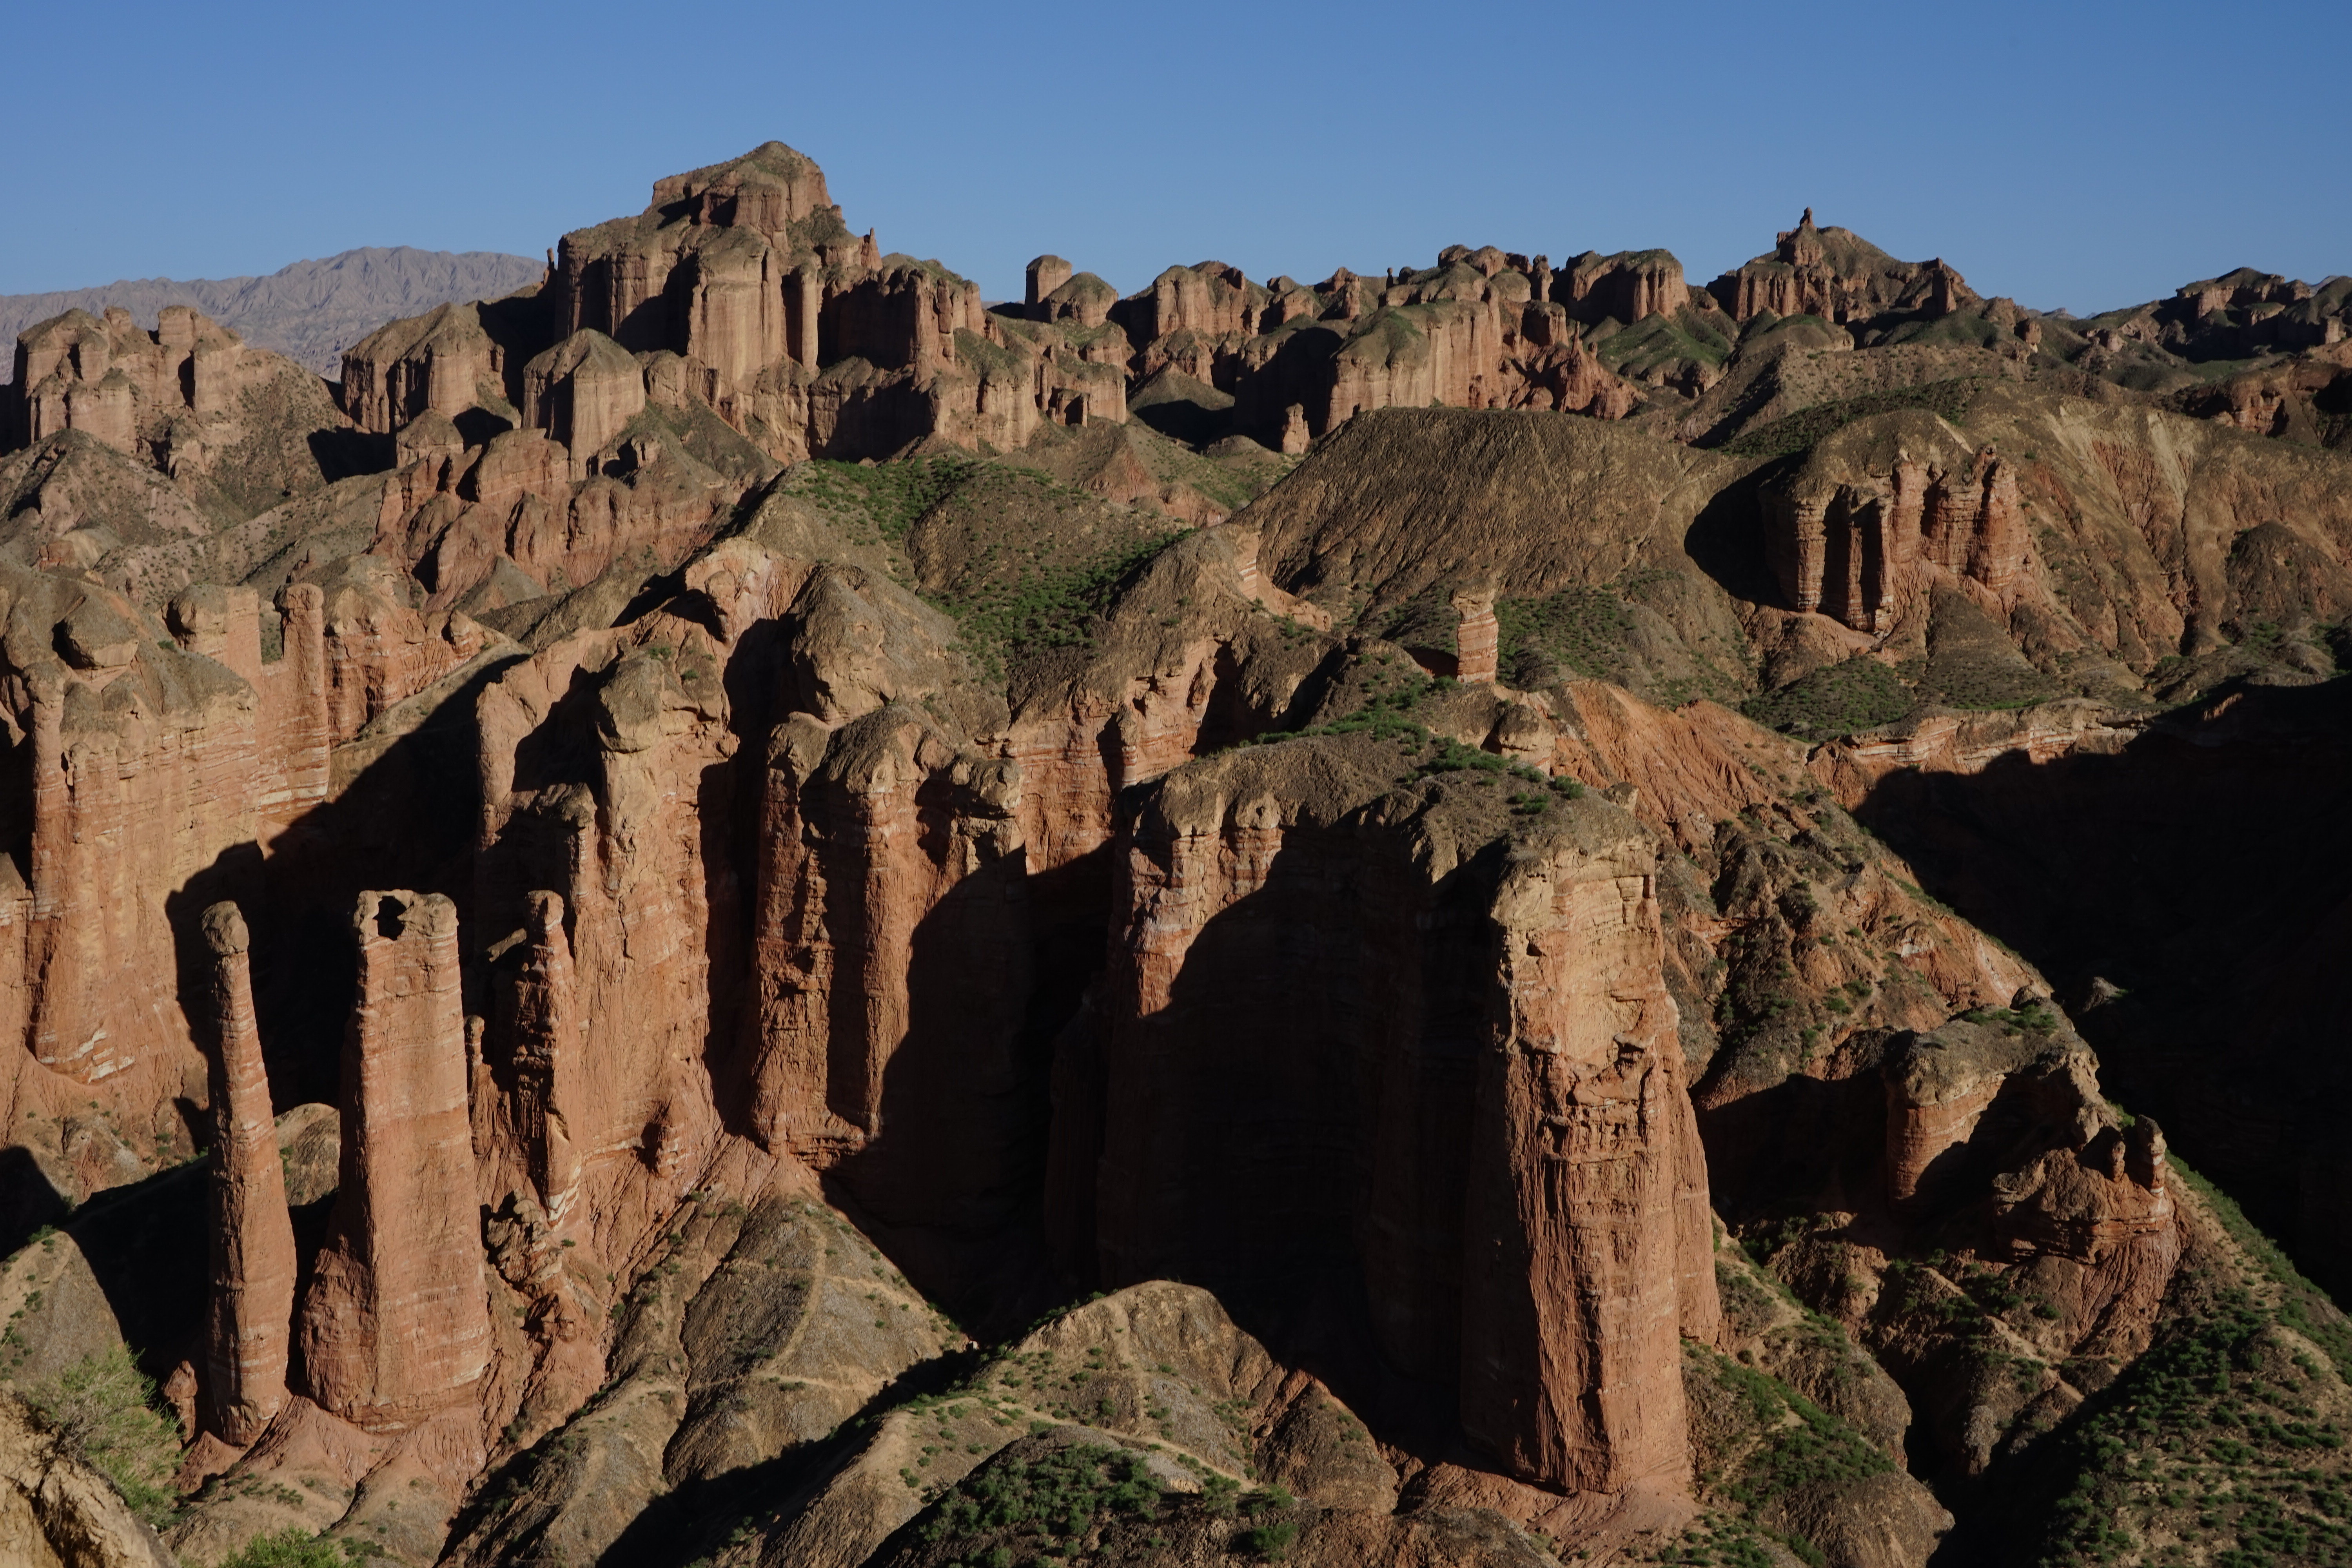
[197,902,296,1445]
[296,890,490,1432]
[508,891,583,1217]
[790,263,822,370]
[1451,587,1499,684]
[1457,837,1718,1493]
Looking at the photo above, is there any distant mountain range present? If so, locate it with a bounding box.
[0,246,545,381]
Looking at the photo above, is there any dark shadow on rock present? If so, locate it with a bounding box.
[498,1339,985,1568]
[1850,672,2352,1294]
[58,1157,211,1381]
[1693,1057,1889,1226]
[304,426,394,483]
[1133,395,1231,451]
[1681,457,1786,609]
[451,407,514,449]
[0,1145,69,1259]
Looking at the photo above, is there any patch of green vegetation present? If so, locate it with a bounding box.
[216,1531,365,1567]
[24,1346,182,1530]
[1495,584,1639,687]
[1706,1350,1895,1508]
[1377,585,1461,657]
[1242,668,1582,804]
[1915,650,2062,713]
[788,456,980,543]
[1718,376,1992,459]
[920,1444,1165,1553]
[1597,308,1737,376]
[2174,1160,2352,1378]
[2022,1163,2352,1564]
[1686,1346,1889,1566]
[1742,656,1915,742]
[1240,1519,1300,1558]
[1957,1000,2061,1036]
[1652,1510,1813,1568]
[2034,1294,2352,1566]
[934,529,1187,680]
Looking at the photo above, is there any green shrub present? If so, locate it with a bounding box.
[1495,585,1640,688]
[791,456,978,542]
[1707,1350,1893,1510]
[1241,1519,1301,1558]
[936,530,1186,679]
[24,1347,180,1529]
[217,1530,357,1568]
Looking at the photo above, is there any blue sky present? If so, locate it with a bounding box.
[5,0,2346,313]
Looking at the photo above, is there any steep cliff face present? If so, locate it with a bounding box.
[297,891,490,1432]
[1102,253,1641,448]
[0,571,333,1212]
[1056,738,1719,1497]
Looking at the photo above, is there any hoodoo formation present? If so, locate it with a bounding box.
[0,138,2349,1568]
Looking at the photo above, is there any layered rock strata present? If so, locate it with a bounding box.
[0,572,333,1205]
[1765,447,2026,630]
[296,891,490,1431]
[345,142,1125,477]
[2,304,305,463]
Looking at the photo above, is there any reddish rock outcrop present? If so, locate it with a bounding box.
[0,571,329,1213]
[339,302,510,436]
[1709,209,1976,325]
[197,902,298,1448]
[1071,740,1718,1496]
[1558,249,1689,324]
[297,890,490,1432]
[1093,247,1641,446]
[484,890,588,1222]
[521,330,646,475]
[5,305,299,459]
[1457,813,1718,1492]
[1766,443,2030,630]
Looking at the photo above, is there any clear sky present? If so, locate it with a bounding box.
[5,0,2346,314]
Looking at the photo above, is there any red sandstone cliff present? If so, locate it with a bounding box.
[297,891,490,1432]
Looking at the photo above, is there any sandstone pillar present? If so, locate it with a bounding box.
[296,890,490,1432]
[1767,486,1830,613]
[269,583,331,828]
[1457,846,1711,1493]
[198,902,296,1445]
[1968,458,2025,595]
[790,264,822,370]
[25,666,103,1079]
[1451,587,1498,685]
[508,891,584,1216]
[1886,457,1926,577]
[1922,467,1980,574]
